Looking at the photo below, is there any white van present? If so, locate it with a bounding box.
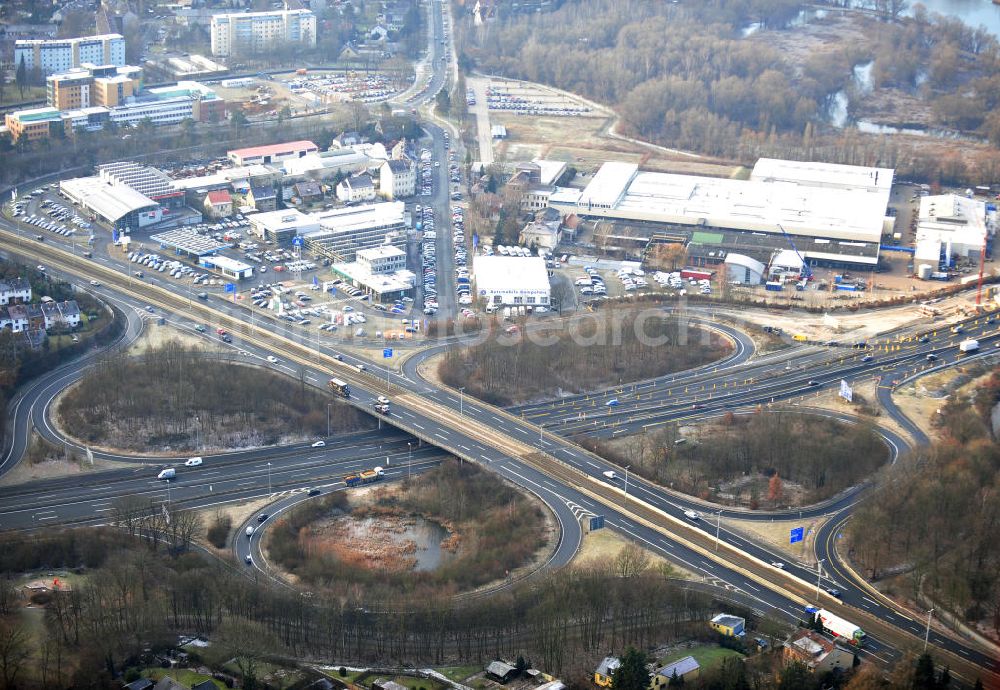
[157,468,176,480]
[184,457,203,467]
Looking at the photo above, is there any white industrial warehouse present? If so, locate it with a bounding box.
[549,158,896,266]
[473,256,551,307]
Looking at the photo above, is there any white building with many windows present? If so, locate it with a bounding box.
[210,10,316,57]
[357,245,406,274]
[379,159,415,199]
[14,34,125,74]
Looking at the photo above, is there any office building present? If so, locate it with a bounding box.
[302,201,406,262]
[210,10,316,57]
[473,256,551,307]
[14,34,125,74]
[46,64,143,110]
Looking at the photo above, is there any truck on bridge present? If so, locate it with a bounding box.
[329,378,351,397]
[344,467,385,487]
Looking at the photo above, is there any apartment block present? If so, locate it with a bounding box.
[14,34,125,74]
[210,10,316,57]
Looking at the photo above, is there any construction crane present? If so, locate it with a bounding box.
[776,223,813,280]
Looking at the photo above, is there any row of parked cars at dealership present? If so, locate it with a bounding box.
[452,206,470,306]
[420,205,438,315]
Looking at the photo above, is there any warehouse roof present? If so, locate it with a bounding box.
[751,158,893,192]
[473,256,550,295]
[59,176,158,222]
[559,159,893,246]
[228,140,318,161]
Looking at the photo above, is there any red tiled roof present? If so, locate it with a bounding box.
[207,190,232,204]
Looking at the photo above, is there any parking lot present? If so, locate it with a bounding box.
[9,186,93,242]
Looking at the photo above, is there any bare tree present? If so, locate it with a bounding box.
[0,621,32,690]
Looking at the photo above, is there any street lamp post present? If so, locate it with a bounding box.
[924,609,934,652]
[623,465,631,505]
[407,442,412,479]
[266,462,272,495]
[327,403,331,437]
[815,558,826,601]
[715,510,722,551]
[458,387,465,416]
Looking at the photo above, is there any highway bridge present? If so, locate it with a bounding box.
[1,1,999,684]
[2,217,999,686]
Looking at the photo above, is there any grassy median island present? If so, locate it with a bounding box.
[266,460,549,598]
[437,312,732,406]
[584,411,886,507]
[58,342,374,452]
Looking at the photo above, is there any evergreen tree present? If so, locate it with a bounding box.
[15,56,27,98]
[610,647,649,690]
[667,669,683,687]
[937,667,950,689]
[913,654,937,690]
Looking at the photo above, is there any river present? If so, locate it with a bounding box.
[903,0,1000,37]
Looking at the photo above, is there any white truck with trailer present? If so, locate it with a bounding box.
[805,606,867,647]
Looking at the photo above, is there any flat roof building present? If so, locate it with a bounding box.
[247,208,320,243]
[210,9,316,57]
[550,158,895,267]
[916,194,990,260]
[228,140,319,166]
[15,33,125,74]
[60,175,161,231]
[473,256,550,306]
[303,202,406,262]
[199,255,254,280]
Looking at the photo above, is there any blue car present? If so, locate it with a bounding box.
[606,398,620,407]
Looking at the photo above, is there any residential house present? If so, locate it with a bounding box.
[520,213,561,251]
[486,661,519,684]
[379,159,415,199]
[593,657,620,687]
[122,679,153,690]
[333,131,365,148]
[650,657,700,687]
[710,613,746,637]
[783,629,854,674]
[151,678,187,690]
[390,138,408,160]
[39,300,81,329]
[0,278,32,305]
[561,213,581,242]
[246,183,277,212]
[204,189,233,218]
[292,181,324,203]
[337,174,376,204]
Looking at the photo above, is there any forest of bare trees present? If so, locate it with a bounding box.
[0,526,725,687]
[583,411,885,506]
[58,342,373,451]
[438,315,730,406]
[458,0,1000,184]
[849,375,1000,638]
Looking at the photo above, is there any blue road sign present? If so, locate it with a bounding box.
[292,236,303,247]
[589,515,605,531]
[224,282,236,293]
[312,275,318,285]
[790,527,804,544]
[383,348,393,358]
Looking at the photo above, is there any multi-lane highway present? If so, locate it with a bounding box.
[0,1,998,683]
[4,225,999,685]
